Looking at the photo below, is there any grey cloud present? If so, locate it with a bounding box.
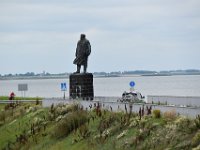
[0,0,200,74]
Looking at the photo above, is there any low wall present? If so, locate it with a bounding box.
[147,95,200,107]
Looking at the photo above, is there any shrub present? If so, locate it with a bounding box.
[194,115,200,129]
[78,124,90,138]
[153,109,161,118]
[35,98,39,105]
[0,111,6,123]
[52,110,88,139]
[175,116,195,133]
[163,109,176,121]
[109,124,121,136]
[20,108,26,116]
[192,131,200,147]
[175,140,191,149]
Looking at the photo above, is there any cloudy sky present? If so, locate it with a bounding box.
[0,0,200,75]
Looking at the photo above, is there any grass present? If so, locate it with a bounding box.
[51,111,88,138]
[0,104,6,110]
[0,102,200,150]
[0,96,43,100]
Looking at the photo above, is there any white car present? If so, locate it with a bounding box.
[120,91,145,103]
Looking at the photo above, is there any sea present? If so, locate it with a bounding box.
[0,75,200,98]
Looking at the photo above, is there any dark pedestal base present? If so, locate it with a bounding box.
[69,73,94,100]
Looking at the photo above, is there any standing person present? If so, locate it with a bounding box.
[9,92,15,100]
[73,34,91,73]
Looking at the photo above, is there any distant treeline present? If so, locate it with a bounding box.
[0,72,70,78]
[1,69,200,79]
[93,69,200,76]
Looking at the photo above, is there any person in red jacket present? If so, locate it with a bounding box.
[9,92,15,100]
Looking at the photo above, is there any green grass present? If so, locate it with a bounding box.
[0,104,6,110]
[0,96,8,100]
[0,96,43,100]
[0,103,200,150]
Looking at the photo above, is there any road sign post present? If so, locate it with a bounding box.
[61,83,67,99]
[129,81,135,92]
[18,84,28,98]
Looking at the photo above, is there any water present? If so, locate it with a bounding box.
[0,75,200,98]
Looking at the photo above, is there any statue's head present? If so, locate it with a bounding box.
[80,34,86,40]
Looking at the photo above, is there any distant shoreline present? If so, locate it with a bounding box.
[0,73,200,81]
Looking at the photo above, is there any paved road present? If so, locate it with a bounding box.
[43,98,200,118]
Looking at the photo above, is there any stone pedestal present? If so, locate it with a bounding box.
[69,73,94,100]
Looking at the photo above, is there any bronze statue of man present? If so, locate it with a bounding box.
[73,34,91,73]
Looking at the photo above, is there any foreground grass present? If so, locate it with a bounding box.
[0,102,200,150]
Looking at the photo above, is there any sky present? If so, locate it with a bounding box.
[0,0,200,75]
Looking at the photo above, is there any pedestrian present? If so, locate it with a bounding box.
[9,92,15,100]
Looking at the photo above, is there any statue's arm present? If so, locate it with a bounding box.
[87,41,91,55]
[75,42,79,57]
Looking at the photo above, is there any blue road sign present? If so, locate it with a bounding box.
[61,83,67,91]
[129,81,135,87]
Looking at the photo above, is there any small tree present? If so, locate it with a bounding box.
[153,109,161,118]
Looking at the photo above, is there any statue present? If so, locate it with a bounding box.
[70,34,94,100]
[73,34,91,73]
